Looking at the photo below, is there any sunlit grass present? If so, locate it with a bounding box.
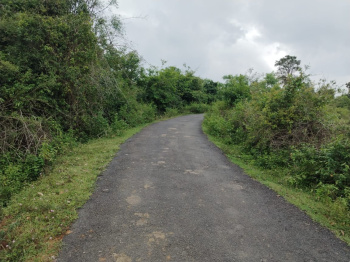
[0,126,146,262]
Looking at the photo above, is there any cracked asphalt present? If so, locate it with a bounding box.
[58,114,350,262]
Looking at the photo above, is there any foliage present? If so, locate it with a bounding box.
[203,58,350,243]
[290,138,350,197]
[203,130,350,245]
[138,66,182,112]
[0,0,217,207]
[184,103,210,114]
[275,55,301,84]
[220,74,251,106]
[203,79,219,103]
[204,56,350,205]
[118,102,156,127]
[138,66,213,113]
[335,95,350,111]
[207,72,330,153]
[0,1,216,260]
[0,0,104,205]
[0,126,143,262]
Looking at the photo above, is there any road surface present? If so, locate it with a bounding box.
[58,114,350,262]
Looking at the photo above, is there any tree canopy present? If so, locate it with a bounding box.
[274,55,301,84]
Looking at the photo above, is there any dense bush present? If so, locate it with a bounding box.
[0,0,219,206]
[138,66,214,113]
[118,103,156,127]
[290,138,350,196]
[184,103,210,114]
[220,74,251,106]
[204,56,350,204]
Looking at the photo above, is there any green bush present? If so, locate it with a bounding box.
[335,95,350,111]
[204,69,350,203]
[0,122,76,207]
[252,149,291,169]
[139,103,157,123]
[118,103,156,127]
[79,112,110,140]
[111,113,129,136]
[290,138,350,195]
[221,74,251,106]
[164,107,179,117]
[0,0,216,210]
[184,103,210,113]
[0,154,44,206]
[0,163,23,205]
[204,109,233,144]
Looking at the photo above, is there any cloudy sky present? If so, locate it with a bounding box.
[114,0,349,86]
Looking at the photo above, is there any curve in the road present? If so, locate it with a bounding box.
[58,114,350,262]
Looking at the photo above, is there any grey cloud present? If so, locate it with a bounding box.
[117,0,349,85]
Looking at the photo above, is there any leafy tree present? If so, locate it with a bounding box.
[265,72,279,88]
[0,0,136,204]
[203,79,219,103]
[138,66,208,112]
[346,82,350,97]
[204,60,350,205]
[0,0,213,207]
[275,55,301,84]
[249,72,279,95]
[221,74,251,106]
[178,70,205,104]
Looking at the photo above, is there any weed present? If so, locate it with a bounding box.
[0,126,146,261]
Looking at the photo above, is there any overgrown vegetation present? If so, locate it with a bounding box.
[1,0,349,259]
[0,125,145,261]
[0,0,218,209]
[204,55,350,242]
[0,1,217,258]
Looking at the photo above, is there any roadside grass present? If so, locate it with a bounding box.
[4,111,347,261]
[0,125,147,262]
[202,125,350,245]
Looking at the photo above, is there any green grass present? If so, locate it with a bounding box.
[202,124,350,245]
[0,125,146,262]
[3,112,348,261]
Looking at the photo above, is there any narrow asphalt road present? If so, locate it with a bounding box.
[58,114,350,262]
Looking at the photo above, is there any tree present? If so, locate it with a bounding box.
[138,66,183,113]
[265,72,278,88]
[346,82,350,97]
[275,55,301,84]
[203,79,218,103]
[221,74,251,106]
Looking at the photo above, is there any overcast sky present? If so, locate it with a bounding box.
[114,0,349,87]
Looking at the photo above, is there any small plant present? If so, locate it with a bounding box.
[0,126,146,261]
[290,138,350,197]
[184,103,209,114]
[164,107,179,117]
[111,113,129,135]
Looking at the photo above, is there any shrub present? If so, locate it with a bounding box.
[111,113,129,136]
[0,120,76,207]
[164,107,179,117]
[290,137,350,196]
[79,112,110,140]
[184,103,209,113]
[118,103,156,127]
[0,153,44,206]
[221,74,251,106]
[203,110,233,144]
[204,71,350,202]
